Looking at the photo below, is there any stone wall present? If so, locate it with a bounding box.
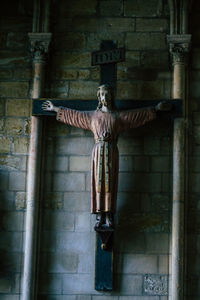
[0,0,198,299]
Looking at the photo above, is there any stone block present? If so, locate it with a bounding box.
[43,211,75,231]
[122,254,158,274]
[0,137,10,152]
[54,32,86,50]
[70,127,86,136]
[0,118,4,131]
[53,69,77,80]
[40,232,57,252]
[117,192,141,212]
[141,51,169,68]
[0,278,12,293]
[64,192,90,212]
[0,232,23,251]
[102,17,135,32]
[0,99,5,116]
[0,51,29,67]
[99,0,123,16]
[70,156,90,172]
[47,118,69,137]
[46,156,68,172]
[78,69,90,80]
[0,296,19,300]
[6,32,26,49]
[117,274,143,295]
[124,0,161,17]
[56,137,94,155]
[13,68,32,80]
[44,192,63,210]
[91,67,100,80]
[41,253,78,273]
[0,171,9,191]
[69,81,98,99]
[134,156,150,172]
[15,192,26,210]
[126,33,166,50]
[53,173,85,192]
[116,81,140,99]
[9,172,26,191]
[39,274,62,294]
[160,137,172,155]
[13,137,29,154]
[162,173,172,193]
[5,118,23,135]
[62,274,94,293]
[77,296,92,300]
[0,32,7,48]
[144,137,160,155]
[136,18,168,32]
[50,80,69,98]
[119,156,134,171]
[119,297,159,300]
[92,297,118,300]
[75,212,91,232]
[151,156,171,172]
[0,69,12,79]
[86,172,91,191]
[0,191,14,210]
[58,0,97,17]
[0,155,18,172]
[0,82,28,97]
[87,32,124,51]
[53,52,91,68]
[6,99,30,117]
[118,173,161,192]
[144,274,168,296]
[137,80,164,100]
[56,232,92,253]
[78,253,94,273]
[151,194,170,212]
[146,233,170,254]
[116,231,145,253]
[2,211,24,231]
[159,255,171,274]
[118,137,143,155]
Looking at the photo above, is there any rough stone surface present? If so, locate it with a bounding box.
[6,99,30,116]
[144,275,168,296]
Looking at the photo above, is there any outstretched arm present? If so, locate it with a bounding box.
[42,100,92,131]
[119,101,172,131]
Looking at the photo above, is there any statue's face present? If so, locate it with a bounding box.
[99,87,112,108]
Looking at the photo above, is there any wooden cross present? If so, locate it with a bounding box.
[33,40,181,292]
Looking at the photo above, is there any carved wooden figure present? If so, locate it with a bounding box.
[42,84,171,238]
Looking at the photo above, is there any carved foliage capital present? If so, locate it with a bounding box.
[28,33,52,63]
[167,34,191,65]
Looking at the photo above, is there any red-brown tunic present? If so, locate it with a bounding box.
[56,107,156,213]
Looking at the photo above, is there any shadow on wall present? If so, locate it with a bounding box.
[113,121,172,293]
[0,186,24,293]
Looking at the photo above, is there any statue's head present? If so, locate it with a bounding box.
[97,84,114,110]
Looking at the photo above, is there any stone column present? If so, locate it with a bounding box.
[167,34,191,300]
[22,33,51,300]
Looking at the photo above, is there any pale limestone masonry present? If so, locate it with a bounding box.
[0,0,199,299]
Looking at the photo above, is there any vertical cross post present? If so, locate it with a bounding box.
[92,41,125,291]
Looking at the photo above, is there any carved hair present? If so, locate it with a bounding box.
[96,84,114,110]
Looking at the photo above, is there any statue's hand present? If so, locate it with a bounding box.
[42,100,55,111]
[155,101,172,112]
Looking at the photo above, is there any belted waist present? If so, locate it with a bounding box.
[95,137,116,144]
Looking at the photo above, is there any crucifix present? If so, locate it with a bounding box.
[33,41,181,291]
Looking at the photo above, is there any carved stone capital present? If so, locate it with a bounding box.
[28,33,52,63]
[167,34,191,65]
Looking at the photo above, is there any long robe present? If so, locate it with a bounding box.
[56,107,156,213]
